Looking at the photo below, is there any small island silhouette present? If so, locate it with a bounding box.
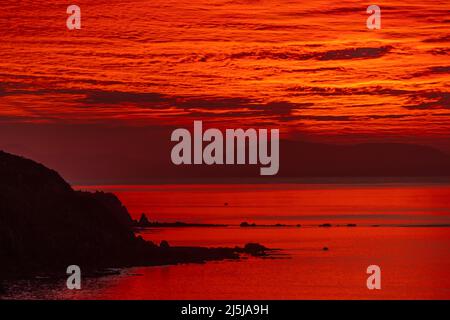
[0,151,272,279]
[134,213,227,228]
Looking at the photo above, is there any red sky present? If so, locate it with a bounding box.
[0,0,449,183]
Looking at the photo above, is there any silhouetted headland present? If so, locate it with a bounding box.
[0,151,272,279]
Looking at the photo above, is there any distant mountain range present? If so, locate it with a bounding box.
[279,141,450,177]
[163,140,450,180]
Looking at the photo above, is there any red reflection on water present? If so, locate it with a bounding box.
[57,227,450,300]
[64,184,450,299]
[79,184,450,225]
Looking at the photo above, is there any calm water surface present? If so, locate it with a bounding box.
[3,183,450,299]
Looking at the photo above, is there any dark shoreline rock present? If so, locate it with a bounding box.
[319,223,332,227]
[0,150,273,279]
[134,213,228,228]
[240,221,257,227]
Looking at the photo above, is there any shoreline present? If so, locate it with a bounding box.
[0,242,277,281]
[135,223,450,229]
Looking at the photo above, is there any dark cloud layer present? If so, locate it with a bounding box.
[410,66,450,78]
[288,85,410,96]
[186,46,394,62]
[1,82,448,124]
[405,92,450,110]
